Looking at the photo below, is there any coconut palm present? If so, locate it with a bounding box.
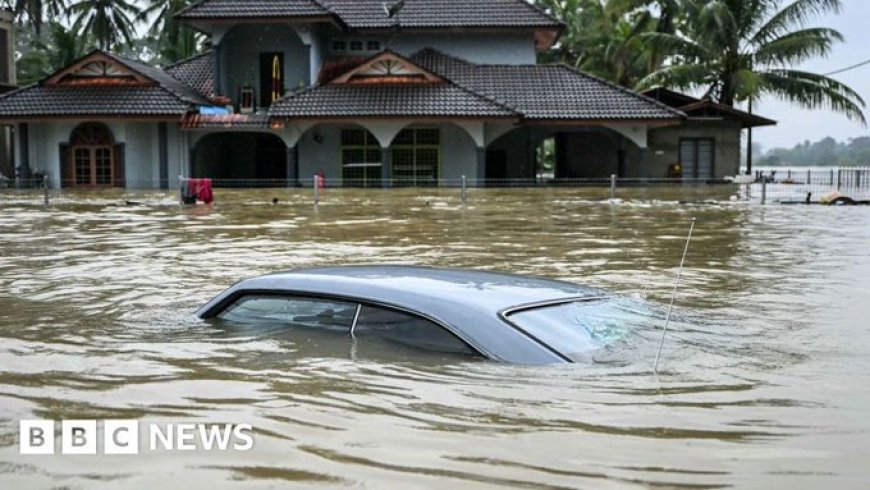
[3,0,67,34]
[68,0,139,50]
[139,0,202,64]
[535,0,679,87]
[17,21,95,84]
[636,0,865,124]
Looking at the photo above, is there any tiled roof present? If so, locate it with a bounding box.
[269,83,515,118]
[176,0,330,20]
[0,50,210,118]
[319,0,561,28]
[0,85,194,117]
[413,49,683,121]
[176,0,561,28]
[101,51,211,106]
[165,51,215,98]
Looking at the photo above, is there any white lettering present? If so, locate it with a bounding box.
[233,424,254,451]
[198,424,233,450]
[176,423,197,450]
[149,424,173,450]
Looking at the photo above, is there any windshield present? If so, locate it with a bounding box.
[505,297,650,361]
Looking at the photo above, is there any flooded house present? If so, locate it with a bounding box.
[0,0,773,188]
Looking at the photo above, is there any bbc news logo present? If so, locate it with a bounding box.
[19,420,254,455]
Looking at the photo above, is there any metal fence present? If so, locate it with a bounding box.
[2,171,867,207]
[751,167,870,204]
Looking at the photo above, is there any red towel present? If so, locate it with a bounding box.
[187,178,214,204]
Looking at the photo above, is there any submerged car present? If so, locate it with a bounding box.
[196,266,649,363]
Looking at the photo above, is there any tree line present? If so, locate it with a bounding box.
[534,0,865,123]
[757,136,870,166]
[9,0,199,85]
[6,0,868,128]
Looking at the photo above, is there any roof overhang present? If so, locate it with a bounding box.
[180,15,342,36]
[521,117,684,128]
[0,115,185,123]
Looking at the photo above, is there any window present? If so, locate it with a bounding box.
[331,38,382,54]
[391,128,440,187]
[679,138,715,179]
[218,295,357,331]
[259,52,284,108]
[505,297,649,361]
[353,305,475,354]
[215,294,478,357]
[68,123,115,187]
[341,129,382,187]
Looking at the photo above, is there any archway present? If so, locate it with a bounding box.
[487,125,644,184]
[61,122,123,188]
[191,132,287,187]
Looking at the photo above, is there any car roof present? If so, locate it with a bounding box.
[197,265,608,363]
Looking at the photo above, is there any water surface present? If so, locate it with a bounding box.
[1,188,868,488]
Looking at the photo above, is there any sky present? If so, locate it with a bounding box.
[750,0,870,151]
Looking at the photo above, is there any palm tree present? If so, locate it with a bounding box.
[536,0,662,87]
[17,21,94,84]
[139,0,202,64]
[637,0,865,123]
[3,0,67,34]
[67,0,138,50]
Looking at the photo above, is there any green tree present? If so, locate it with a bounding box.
[68,0,139,50]
[16,22,95,85]
[636,0,865,123]
[140,0,202,64]
[535,0,682,87]
[3,0,67,34]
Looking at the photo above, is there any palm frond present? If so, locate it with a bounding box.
[751,0,842,45]
[636,62,716,91]
[760,68,866,124]
[754,27,843,66]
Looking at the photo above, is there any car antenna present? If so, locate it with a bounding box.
[653,217,696,374]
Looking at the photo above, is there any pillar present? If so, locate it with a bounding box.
[17,122,28,184]
[640,149,650,181]
[380,147,391,189]
[286,145,298,187]
[476,147,485,187]
[158,122,168,189]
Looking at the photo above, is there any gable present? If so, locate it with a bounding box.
[330,51,444,85]
[43,53,153,87]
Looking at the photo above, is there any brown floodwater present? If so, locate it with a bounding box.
[0,188,868,488]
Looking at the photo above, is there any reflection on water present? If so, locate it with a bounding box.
[1,188,869,488]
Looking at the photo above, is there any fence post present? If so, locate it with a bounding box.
[610,174,617,199]
[313,174,319,206]
[830,169,834,186]
[178,175,184,205]
[760,178,767,205]
[461,175,467,204]
[43,174,49,206]
[806,169,811,185]
[837,169,842,191]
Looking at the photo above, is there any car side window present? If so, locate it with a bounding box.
[352,305,476,355]
[218,295,357,331]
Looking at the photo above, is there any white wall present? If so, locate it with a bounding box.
[25,120,171,188]
[297,122,479,186]
[390,32,537,65]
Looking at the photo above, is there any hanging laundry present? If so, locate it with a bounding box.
[184,178,214,205]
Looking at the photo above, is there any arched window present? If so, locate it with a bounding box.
[63,123,120,188]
